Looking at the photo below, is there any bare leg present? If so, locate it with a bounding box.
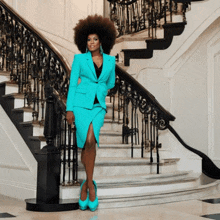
[80,123,96,202]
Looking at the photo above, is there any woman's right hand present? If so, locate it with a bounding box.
[66,111,75,124]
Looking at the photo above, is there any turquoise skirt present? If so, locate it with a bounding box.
[73,103,106,148]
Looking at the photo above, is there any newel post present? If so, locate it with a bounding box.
[36,83,60,204]
[25,83,78,212]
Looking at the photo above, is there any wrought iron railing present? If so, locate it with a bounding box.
[107,0,190,38]
[109,65,175,173]
[0,0,175,189]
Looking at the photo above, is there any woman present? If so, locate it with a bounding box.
[66,14,116,211]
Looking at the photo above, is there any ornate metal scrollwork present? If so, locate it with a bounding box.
[109,66,175,166]
[156,117,168,130]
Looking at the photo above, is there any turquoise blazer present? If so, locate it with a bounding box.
[66,51,116,112]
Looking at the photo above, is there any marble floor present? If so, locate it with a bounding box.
[1,194,220,220]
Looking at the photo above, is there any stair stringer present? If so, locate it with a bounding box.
[124,0,220,77]
[111,0,219,76]
[0,105,37,200]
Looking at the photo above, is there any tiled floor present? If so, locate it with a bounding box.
[1,194,220,220]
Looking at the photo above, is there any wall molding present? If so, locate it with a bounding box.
[164,2,220,77]
[0,163,29,170]
[207,34,220,159]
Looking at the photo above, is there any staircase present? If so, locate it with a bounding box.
[0,70,219,209]
[0,0,220,212]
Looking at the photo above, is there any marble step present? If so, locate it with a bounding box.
[33,125,124,150]
[105,106,123,121]
[106,101,120,110]
[62,144,170,162]
[3,91,122,124]
[29,136,47,150]
[96,144,172,159]
[75,157,179,179]
[33,123,124,150]
[12,107,34,123]
[1,91,123,144]
[2,93,24,108]
[60,173,220,209]
[99,130,122,144]
[0,71,10,82]
[2,92,45,121]
[96,144,141,158]
[98,180,219,209]
[0,76,121,123]
[0,81,18,95]
[60,171,207,209]
[31,119,124,150]
[10,103,122,133]
[105,96,119,104]
[20,121,44,137]
[100,119,123,132]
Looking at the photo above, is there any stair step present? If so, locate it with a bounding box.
[0,71,10,82]
[60,173,220,209]
[101,120,122,132]
[20,121,44,136]
[29,136,46,150]
[12,107,34,122]
[115,27,164,44]
[105,108,123,120]
[76,157,179,179]
[106,101,120,111]
[2,93,24,108]
[0,82,18,94]
[64,144,169,161]
[93,157,179,166]
[60,171,207,209]
[99,130,122,144]
[96,143,142,158]
[94,170,191,184]
[96,144,173,158]
[97,181,217,209]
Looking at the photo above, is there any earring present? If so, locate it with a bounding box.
[86,47,89,53]
[100,45,103,54]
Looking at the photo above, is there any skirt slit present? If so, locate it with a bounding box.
[73,103,106,148]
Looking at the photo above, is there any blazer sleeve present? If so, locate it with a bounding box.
[66,54,80,112]
[106,56,116,90]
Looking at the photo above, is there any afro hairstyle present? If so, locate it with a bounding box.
[74,14,117,54]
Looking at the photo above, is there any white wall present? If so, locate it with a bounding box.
[0,106,37,200]
[4,0,104,65]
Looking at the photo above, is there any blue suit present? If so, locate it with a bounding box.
[66,51,116,112]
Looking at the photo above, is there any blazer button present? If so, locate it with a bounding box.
[95,82,98,83]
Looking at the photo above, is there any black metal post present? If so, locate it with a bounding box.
[25,83,78,212]
[36,83,60,204]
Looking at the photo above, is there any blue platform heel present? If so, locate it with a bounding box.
[88,180,99,211]
[79,180,89,210]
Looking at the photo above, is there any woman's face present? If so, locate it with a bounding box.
[87,34,101,53]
